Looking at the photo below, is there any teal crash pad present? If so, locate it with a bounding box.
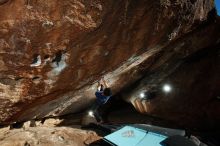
[104,126,167,146]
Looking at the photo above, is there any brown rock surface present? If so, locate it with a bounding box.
[0,0,219,130]
[0,126,100,146]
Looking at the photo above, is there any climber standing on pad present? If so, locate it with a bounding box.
[92,77,112,123]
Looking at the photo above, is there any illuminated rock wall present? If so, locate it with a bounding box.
[0,0,219,127]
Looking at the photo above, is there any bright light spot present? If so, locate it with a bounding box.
[88,111,94,116]
[140,92,145,98]
[163,84,172,93]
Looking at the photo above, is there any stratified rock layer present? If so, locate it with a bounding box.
[0,0,219,130]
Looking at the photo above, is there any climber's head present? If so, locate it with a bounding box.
[103,88,111,96]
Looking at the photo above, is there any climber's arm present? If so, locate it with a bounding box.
[102,77,109,88]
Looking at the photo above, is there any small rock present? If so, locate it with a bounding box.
[58,136,65,141]
[23,121,31,129]
[42,118,63,127]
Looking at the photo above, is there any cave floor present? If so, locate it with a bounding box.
[57,100,220,146]
[0,99,219,146]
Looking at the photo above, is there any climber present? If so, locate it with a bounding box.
[92,77,112,123]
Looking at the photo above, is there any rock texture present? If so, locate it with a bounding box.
[0,0,219,130]
[0,126,100,146]
[127,42,220,130]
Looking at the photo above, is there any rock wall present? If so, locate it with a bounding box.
[0,0,219,127]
